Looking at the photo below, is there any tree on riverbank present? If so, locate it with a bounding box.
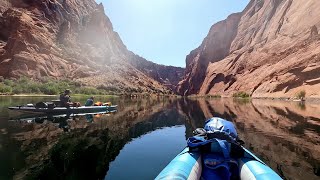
[296,90,306,101]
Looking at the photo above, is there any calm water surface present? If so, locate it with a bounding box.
[0,96,319,180]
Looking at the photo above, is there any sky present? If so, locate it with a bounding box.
[96,0,249,67]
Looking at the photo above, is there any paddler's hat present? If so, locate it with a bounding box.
[65,89,71,94]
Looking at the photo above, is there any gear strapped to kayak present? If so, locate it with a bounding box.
[187,117,244,180]
[156,117,282,180]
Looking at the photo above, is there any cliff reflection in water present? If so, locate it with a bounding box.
[3,98,186,179]
[179,98,320,180]
[2,97,320,179]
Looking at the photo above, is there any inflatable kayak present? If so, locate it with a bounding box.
[9,111,111,122]
[156,117,282,180]
[8,105,117,114]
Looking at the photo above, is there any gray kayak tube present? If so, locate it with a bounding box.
[8,105,118,114]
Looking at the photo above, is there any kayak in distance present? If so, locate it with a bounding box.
[155,117,282,180]
[8,100,118,115]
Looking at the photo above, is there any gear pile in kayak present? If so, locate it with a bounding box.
[155,117,282,180]
[8,100,117,115]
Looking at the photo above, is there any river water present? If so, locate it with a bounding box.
[0,96,319,180]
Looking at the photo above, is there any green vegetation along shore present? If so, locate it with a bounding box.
[0,77,116,96]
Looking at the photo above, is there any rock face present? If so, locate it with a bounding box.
[0,0,184,94]
[127,53,185,91]
[178,0,320,98]
[177,13,242,95]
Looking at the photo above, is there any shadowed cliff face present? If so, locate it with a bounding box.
[127,53,185,92]
[178,0,320,98]
[0,0,184,94]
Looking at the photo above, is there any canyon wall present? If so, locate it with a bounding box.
[0,0,184,94]
[178,0,320,98]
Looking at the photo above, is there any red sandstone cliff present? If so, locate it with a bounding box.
[0,0,184,94]
[177,13,242,95]
[178,0,320,98]
[127,53,185,91]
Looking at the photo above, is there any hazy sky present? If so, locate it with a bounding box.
[96,0,249,67]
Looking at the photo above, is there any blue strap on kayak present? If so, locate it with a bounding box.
[216,139,230,159]
[187,137,231,159]
[187,136,210,148]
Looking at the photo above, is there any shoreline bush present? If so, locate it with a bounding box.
[233,91,250,98]
[296,90,306,100]
[0,83,12,94]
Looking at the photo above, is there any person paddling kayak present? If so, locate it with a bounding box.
[60,89,73,107]
[85,96,95,106]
